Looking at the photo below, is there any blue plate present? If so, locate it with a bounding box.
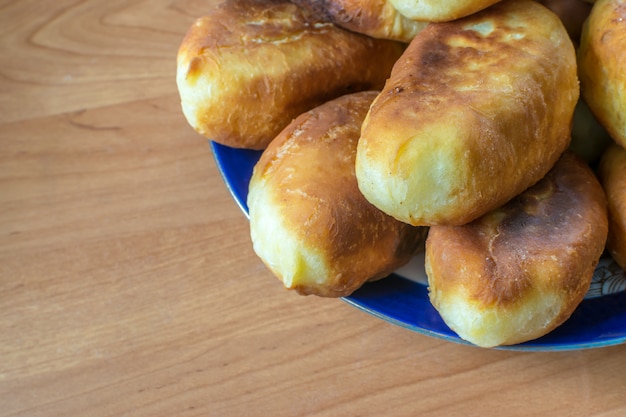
[212,141,626,351]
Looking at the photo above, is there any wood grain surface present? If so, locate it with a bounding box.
[1,1,625,416]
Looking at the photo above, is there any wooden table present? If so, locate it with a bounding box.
[2,1,625,416]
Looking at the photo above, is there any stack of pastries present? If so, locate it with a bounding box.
[177,0,626,347]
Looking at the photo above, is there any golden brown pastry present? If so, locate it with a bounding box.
[176,0,405,150]
[355,0,578,227]
[289,0,428,42]
[248,91,427,297]
[598,143,626,270]
[389,0,502,21]
[577,0,626,149]
[425,152,608,348]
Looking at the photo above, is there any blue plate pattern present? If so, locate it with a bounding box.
[211,141,626,351]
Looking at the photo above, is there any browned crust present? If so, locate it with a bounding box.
[389,0,501,22]
[289,0,427,42]
[426,152,608,311]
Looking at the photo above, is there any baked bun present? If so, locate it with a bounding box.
[598,143,626,270]
[388,0,502,22]
[290,0,428,42]
[577,0,626,149]
[425,152,608,348]
[176,0,405,150]
[355,0,578,226]
[248,91,427,297]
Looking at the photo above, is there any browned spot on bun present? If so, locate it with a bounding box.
[426,152,608,347]
[290,0,428,42]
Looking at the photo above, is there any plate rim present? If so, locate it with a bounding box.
[210,140,626,352]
